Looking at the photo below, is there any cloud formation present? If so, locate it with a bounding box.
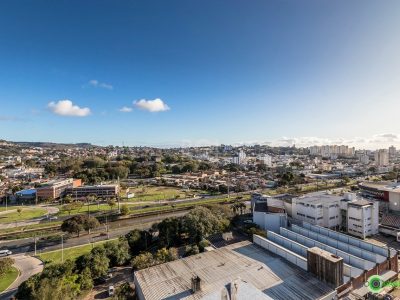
[119,106,133,113]
[134,98,170,112]
[48,100,91,117]
[88,79,113,90]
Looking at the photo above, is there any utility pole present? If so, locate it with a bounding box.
[61,235,64,263]
[34,234,37,256]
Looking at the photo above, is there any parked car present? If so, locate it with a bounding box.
[108,285,115,296]
[0,249,12,257]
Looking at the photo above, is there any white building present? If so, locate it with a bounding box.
[292,193,341,228]
[346,199,379,239]
[375,149,389,166]
[257,154,272,167]
[291,192,379,238]
[359,154,369,165]
[232,150,246,165]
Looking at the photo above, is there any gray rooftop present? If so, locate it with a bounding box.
[134,241,334,300]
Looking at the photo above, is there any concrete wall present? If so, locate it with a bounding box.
[267,231,357,279]
[253,234,308,271]
[302,222,391,258]
[280,227,371,272]
[292,224,385,264]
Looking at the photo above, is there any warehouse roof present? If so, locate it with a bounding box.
[134,241,334,300]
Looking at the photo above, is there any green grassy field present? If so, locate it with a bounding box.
[0,266,19,292]
[38,240,112,265]
[125,186,202,202]
[57,202,140,217]
[0,206,24,212]
[0,208,47,223]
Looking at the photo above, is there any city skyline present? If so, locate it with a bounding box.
[1,1,400,148]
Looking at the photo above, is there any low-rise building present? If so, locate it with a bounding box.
[65,184,119,199]
[36,178,75,200]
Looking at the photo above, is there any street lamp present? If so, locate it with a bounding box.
[61,234,65,263]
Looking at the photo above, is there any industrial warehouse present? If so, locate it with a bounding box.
[134,221,398,300]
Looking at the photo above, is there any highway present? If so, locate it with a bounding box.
[0,210,189,255]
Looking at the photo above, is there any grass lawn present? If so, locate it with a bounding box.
[57,203,139,217]
[0,208,47,223]
[125,186,201,202]
[38,240,112,265]
[0,266,19,292]
[0,206,24,212]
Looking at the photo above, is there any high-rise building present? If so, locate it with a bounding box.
[375,149,389,166]
[389,145,397,159]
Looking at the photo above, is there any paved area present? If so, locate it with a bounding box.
[84,267,132,299]
[0,255,43,300]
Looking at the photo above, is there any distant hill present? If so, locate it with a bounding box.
[11,141,95,148]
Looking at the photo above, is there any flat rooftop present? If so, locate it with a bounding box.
[294,192,342,204]
[134,240,334,300]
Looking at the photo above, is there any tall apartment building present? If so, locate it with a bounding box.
[257,154,272,167]
[65,184,119,199]
[375,149,389,166]
[232,150,246,165]
[36,178,75,200]
[309,145,355,158]
[389,145,397,160]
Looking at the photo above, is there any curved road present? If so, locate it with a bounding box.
[0,255,43,300]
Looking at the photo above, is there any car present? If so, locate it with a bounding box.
[0,250,12,257]
[49,216,58,220]
[108,285,115,297]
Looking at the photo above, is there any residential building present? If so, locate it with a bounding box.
[374,149,389,166]
[389,145,397,160]
[257,154,272,167]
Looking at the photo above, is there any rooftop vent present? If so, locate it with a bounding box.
[191,275,201,293]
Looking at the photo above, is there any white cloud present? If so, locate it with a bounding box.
[48,100,91,117]
[119,106,133,113]
[88,79,113,90]
[133,98,170,112]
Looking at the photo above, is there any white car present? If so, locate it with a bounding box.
[108,285,115,296]
[0,249,12,257]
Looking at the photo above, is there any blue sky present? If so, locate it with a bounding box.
[1,1,400,148]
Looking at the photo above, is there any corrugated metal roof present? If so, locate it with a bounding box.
[134,241,334,300]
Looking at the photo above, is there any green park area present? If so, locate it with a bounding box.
[0,207,47,224]
[0,266,19,292]
[38,240,111,265]
[124,186,203,202]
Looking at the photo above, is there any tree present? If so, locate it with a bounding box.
[107,199,117,212]
[157,217,182,247]
[125,229,152,254]
[63,203,77,216]
[112,282,135,300]
[61,215,99,236]
[61,218,84,237]
[82,216,100,234]
[131,252,154,270]
[0,257,14,277]
[185,245,200,256]
[154,247,178,264]
[104,239,131,267]
[182,207,222,243]
[17,207,22,217]
[120,204,130,216]
[76,246,110,279]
